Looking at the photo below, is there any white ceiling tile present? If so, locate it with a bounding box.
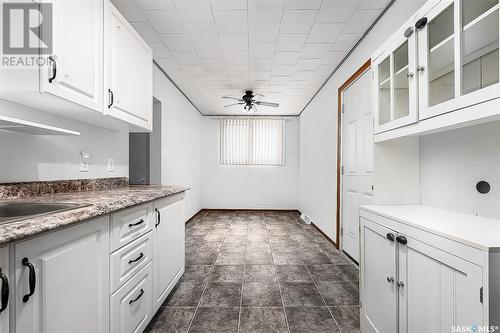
[285,0,322,9]
[330,33,361,51]
[342,9,381,33]
[173,0,214,24]
[227,64,249,75]
[225,51,249,65]
[296,58,321,70]
[250,71,271,80]
[280,10,317,33]
[248,0,284,22]
[181,64,207,75]
[316,63,336,75]
[201,58,227,71]
[322,51,344,64]
[249,43,276,59]
[250,58,273,71]
[249,23,280,43]
[160,34,195,51]
[274,51,300,65]
[316,0,359,22]
[213,10,248,33]
[172,51,201,64]
[210,0,247,10]
[155,57,181,71]
[276,34,307,51]
[272,65,296,76]
[112,1,147,22]
[300,44,330,58]
[149,42,172,58]
[307,23,343,43]
[185,24,219,43]
[357,0,390,10]
[194,43,225,58]
[136,0,174,10]
[143,10,184,33]
[220,34,248,51]
[131,22,162,43]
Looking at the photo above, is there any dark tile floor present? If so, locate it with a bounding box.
[145,210,360,333]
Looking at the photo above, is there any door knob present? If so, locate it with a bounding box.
[397,281,405,288]
[407,72,414,78]
[417,66,425,72]
[387,276,395,283]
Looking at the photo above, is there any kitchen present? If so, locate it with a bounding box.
[0,0,499,332]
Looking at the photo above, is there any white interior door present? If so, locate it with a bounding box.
[341,68,374,262]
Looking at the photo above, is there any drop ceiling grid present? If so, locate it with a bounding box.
[111,0,389,115]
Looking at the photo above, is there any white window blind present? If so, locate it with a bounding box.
[220,118,285,165]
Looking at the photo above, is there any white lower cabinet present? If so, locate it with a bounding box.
[13,217,110,333]
[0,246,9,333]
[152,194,185,312]
[360,207,490,333]
[110,262,153,333]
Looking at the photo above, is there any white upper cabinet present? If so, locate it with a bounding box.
[373,0,500,140]
[40,0,104,113]
[104,0,153,131]
[373,16,419,134]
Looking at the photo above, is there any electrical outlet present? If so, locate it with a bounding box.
[107,158,115,172]
[80,161,89,172]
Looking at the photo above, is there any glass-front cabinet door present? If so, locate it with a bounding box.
[373,17,418,134]
[418,0,500,120]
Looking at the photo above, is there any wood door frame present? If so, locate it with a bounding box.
[335,59,372,249]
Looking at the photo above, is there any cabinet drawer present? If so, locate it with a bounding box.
[111,232,152,292]
[110,203,152,252]
[111,262,152,333]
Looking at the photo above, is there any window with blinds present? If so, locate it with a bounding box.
[220,118,285,165]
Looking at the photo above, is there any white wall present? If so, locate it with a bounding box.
[0,100,128,183]
[153,65,203,221]
[420,121,500,219]
[201,117,300,210]
[299,0,426,240]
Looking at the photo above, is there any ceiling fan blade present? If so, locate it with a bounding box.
[224,102,244,107]
[222,96,242,101]
[255,101,279,108]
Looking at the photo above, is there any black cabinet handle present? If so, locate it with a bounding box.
[48,56,57,83]
[396,235,408,245]
[107,89,114,108]
[155,208,161,228]
[128,288,144,304]
[0,269,9,313]
[386,233,395,241]
[415,17,428,30]
[404,26,414,38]
[22,258,35,303]
[129,219,144,228]
[128,252,144,264]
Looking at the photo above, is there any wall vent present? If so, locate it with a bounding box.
[300,213,312,224]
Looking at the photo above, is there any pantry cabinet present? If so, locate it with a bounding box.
[104,0,153,131]
[372,0,500,140]
[13,217,110,333]
[0,247,9,333]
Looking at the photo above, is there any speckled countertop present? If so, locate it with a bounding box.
[0,184,189,246]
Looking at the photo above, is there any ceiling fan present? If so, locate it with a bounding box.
[222,90,279,112]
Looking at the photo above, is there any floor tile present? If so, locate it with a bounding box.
[272,252,303,265]
[189,307,239,333]
[338,264,359,282]
[199,282,241,307]
[146,307,196,333]
[244,265,276,281]
[215,251,245,265]
[165,282,205,307]
[316,281,359,306]
[245,251,273,264]
[239,307,288,333]
[180,265,213,283]
[329,306,360,333]
[279,282,324,307]
[209,265,244,283]
[186,251,218,265]
[276,265,312,282]
[307,265,348,282]
[241,281,282,306]
[285,307,339,333]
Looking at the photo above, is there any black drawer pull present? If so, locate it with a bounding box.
[386,233,395,241]
[48,56,57,83]
[0,269,9,313]
[128,252,144,264]
[129,289,144,304]
[155,208,161,228]
[108,89,114,108]
[22,258,36,303]
[396,235,408,245]
[129,219,144,228]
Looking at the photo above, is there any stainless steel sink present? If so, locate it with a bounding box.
[0,202,91,224]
